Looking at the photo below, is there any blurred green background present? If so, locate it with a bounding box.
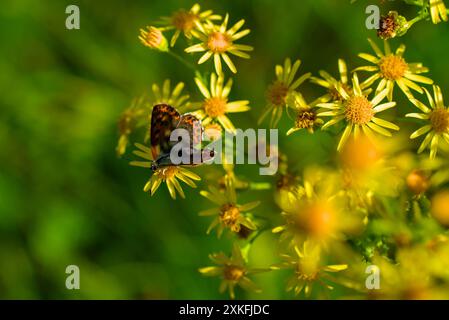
[0,0,448,299]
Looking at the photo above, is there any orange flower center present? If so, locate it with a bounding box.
[204,97,227,118]
[220,204,241,232]
[296,202,336,239]
[155,166,178,180]
[267,81,289,106]
[379,55,408,80]
[207,32,232,53]
[429,108,449,133]
[295,110,317,129]
[345,96,374,125]
[307,204,335,238]
[223,265,245,281]
[171,10,197,32]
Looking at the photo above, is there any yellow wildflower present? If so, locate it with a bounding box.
[199,177,259,238]
[190,73,250,133]
[185,14,253,74]
[157,3,221,47]
[355,39,433,101]
[259,58,311,127]
[407,85,449,159]
[199,243,266,299]
[271,241,348,297]
[130,143,200,200]
[318,73,399,151]
[138,26,168,51]
[286,92,324,135]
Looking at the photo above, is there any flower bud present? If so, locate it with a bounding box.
[431,190,449,226]
[377,11,409,40]
[139,26,169,52]
[406,170,430,195]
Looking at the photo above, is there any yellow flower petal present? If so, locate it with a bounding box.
[198,51,213,64]
[337,124,353,151]
[410,125,432,139]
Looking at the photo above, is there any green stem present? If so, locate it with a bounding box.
[249,182,272,190]
[408,10,429,27]
[240,226,271,262]
[167,50,197,72]
[248,227,270,245]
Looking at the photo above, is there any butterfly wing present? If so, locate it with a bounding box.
[176,113,215,166]
[150,104,181,160]
[177,114,203,147]
[151,107,215,167]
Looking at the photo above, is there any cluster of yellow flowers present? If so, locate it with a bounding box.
[277,38,449,159]
[117,3,449,299]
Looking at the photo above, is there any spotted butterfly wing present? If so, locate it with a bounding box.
[176,113,215,165]
[177,114,202,146]
[150,104,181,160]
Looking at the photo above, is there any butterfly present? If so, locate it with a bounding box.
[149,104,215,171]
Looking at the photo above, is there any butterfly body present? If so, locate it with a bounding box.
[150,104,215,172]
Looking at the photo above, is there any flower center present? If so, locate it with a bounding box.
[295,110,317,129]
[379,54,408,80]
[304,203,336,239]
[429,108,449,133]
[223,265,245,281]
[207,32,232,53]
[267,81,289,106]
[171,10,197,32]
[345,96,374,125]
[296,254,320,281]
[204,97,227,118]
[294,202,337,240]
[155,166,178,180]
[220,203,241,232]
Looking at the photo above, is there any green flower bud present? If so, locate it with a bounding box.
[377,11,409,40]
[139,26,169,52]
